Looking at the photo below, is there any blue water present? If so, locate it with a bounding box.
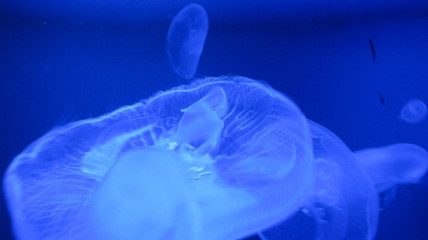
[1,1,428,239]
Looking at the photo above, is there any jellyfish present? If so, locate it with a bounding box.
[166,4,209,80]
[355,144,428,192]
[399,98,427,123]
[4,76,428,240]
[259,124,428,240]
[260,120,379,240]
[3,76,315,240]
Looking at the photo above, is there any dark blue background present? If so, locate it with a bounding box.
[1,1,427,239]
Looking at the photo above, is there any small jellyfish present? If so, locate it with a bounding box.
[399,98,427,123]
[166,4,209,80]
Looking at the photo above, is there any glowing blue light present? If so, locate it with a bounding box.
[166,4,209,80]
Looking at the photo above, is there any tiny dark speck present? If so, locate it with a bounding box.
[369,39,376,61]
[378,92,385,104]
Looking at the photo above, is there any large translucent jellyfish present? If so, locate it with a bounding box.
[4,76,428,240]
[166,4,209,80]
[399,98,427,123]
[3,76,315,240]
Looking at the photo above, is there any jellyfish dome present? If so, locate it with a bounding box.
[400,98,427,123]
[3,76,315,240]
[167,3,209,80]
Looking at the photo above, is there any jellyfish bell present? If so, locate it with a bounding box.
[4,76,315,240]
[355,143,428,192]
[399,98,427,123]
[166,4,209,81]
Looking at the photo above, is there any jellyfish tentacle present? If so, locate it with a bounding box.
[88,148,201,240]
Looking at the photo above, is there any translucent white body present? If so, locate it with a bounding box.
[166,4,209,80]
[3,76,314,240]
[4,77,427,240]
[400,98,427,123]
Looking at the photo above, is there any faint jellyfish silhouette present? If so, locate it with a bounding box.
[259,122,428,240]
[399,98,427,123]
[167,4,209,80]
[355,143,428,192]
[355,144,428,209]
[260,120,379,240]
[3,76,314,240]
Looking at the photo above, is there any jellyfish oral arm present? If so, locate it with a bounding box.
[175,86,227,157]
[88,148,201,240]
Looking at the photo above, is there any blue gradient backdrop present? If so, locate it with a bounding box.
[1,1,427,239]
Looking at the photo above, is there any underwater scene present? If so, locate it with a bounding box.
[1,1,428,240]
